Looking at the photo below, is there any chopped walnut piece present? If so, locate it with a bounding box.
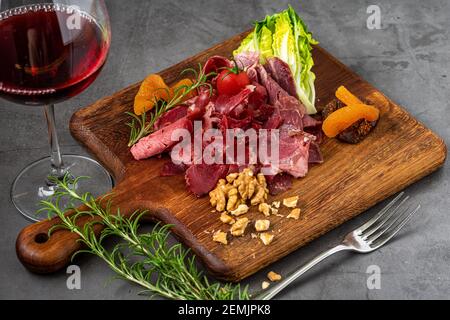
[209,179,227,212]
[227,187,239,211]
[230,218,249,237]
[260,232,274,245]
[230,204,249,216]
[220,212,236,225]
[226,172,239,184]
[287,208,301,220]
[271,201,281,208]
[213,231,228,245]
[251,184,268,205]
[283,196,299,208]
[258,203,271,216]
[271,207,279,216]
[257,173,267,188]
[262,281,270,290]
[267,271,282,282]
[255,220,270,232]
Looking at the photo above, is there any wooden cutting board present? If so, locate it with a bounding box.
[16,31,447,282]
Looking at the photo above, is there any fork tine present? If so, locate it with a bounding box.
[366,203,411,242]
[370,205,420,248]
[362,195,410,239]
[358,192,405,234]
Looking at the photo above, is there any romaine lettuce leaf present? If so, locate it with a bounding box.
[234,6,318,114]
[258,25,274,61]
[233,32,256,56]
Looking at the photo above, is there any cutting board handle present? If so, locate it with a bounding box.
[15,184,150,274]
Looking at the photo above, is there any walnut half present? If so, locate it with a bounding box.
[230,218,249,237]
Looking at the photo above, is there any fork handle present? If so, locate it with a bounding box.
[254,244,350,300]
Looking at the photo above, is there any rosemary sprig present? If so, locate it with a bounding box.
[126,64,215,147]
[39,175,249,300]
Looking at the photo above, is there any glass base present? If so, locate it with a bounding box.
[11,155,114,222]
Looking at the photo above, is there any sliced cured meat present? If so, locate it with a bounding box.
[202,103,220,131]
[214,85,255,115]
[263,106,282,129]
[308,142,323,164]
[185,164,229,197]
[302,114,323,144]
[160,161,188,177]
[266,174,293,196]
[254,103,274,122]
[187,91,211,120]
[246,65,258,83]
[154,105,188,131]
[302,114,321,130]
[274,96,311,178]
[218,113,253,133]
[278,130,311,178]
[235,51,259,70]
[203,56,233,75]
[264,57,298,99]
[131,117,193,160]
[277,96,305,131]
[248,82,268,109]
[226,112,253,130]
[255,65,290,105]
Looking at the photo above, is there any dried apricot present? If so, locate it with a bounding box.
[336,85,364,106]
[134,74,170,115]
[169,78,197,102]
[134,76,198,115]
[322,103,380,138]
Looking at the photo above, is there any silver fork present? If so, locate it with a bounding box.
[255,192,420,300]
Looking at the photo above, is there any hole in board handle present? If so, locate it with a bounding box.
[34,233,49,244]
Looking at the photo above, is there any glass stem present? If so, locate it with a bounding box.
[44,104,65,181]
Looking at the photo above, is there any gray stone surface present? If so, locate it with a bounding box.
[0,0,449,300]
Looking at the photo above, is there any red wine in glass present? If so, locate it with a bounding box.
[1,2,113,221]
[0,5,109,105]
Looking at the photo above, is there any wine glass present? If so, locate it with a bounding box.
[0,0,113,221]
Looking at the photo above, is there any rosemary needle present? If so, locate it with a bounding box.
[39,175,250,300]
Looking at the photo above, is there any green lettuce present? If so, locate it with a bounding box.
[233,6,318,114]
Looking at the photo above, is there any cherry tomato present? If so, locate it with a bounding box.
[216,70,250,96]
